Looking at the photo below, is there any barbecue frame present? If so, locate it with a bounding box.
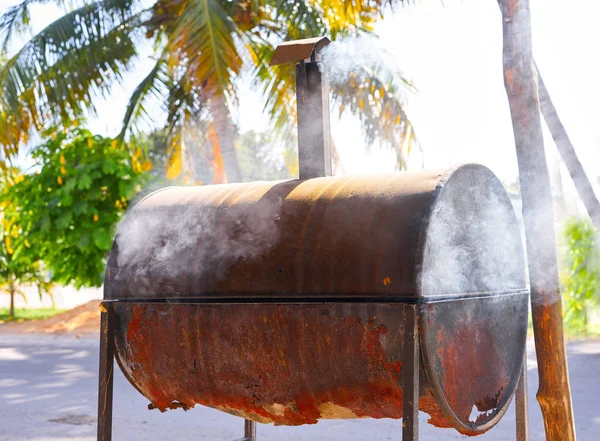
[97,301,528,441]
[97,36,530,441]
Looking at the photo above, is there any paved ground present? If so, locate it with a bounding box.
[0,333,598,441]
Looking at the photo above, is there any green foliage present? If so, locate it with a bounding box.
[561,217,600,335]
[0,1,143,156]
[1,168,53,317]
[11,127,148,288]
[0,307,65,323]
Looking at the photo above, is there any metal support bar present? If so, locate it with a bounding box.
[232,419,256,441]
[516,353,529,441]
[244,419,256,441]
[402,304,419,441]
[97,303,116,441]
[295,60,332,179]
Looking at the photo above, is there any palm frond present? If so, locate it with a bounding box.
[119,58,210,180]
[252,1,413,138]
[118,55,170,143]
[166,0,246,97]
[0,0,68,53]
[272,0,326,39]
[329,61,417,170]
[0,1,138,54]
[252,40,296,133]
[0,2,147,162]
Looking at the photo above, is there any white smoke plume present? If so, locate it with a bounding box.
[320,35,405,86]
[112,186,283,294]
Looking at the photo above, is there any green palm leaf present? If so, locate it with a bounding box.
[118,55,169,143]
[167,0,244,96]
[0,1,68,53]
[0,1,147,160]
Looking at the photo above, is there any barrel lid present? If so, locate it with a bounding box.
[416,164,528,434]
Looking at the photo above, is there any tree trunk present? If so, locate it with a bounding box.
[210,94,242,183]
[536,63,600,229]
[499,2,577,441]
[9,287,15,319]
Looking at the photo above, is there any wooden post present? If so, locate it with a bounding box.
[499,1,576,441]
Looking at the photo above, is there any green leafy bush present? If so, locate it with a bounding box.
[1,169,53,318]
[11,128,148,287]
[561,218,600,335]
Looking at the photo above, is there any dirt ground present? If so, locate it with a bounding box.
[1,301,101,336]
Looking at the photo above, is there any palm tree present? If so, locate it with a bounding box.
[0,0,414,182]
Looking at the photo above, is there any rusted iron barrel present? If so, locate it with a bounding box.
[104,164,528,436]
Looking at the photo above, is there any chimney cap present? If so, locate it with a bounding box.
[270,36,331,66]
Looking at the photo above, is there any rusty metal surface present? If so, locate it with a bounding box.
[419,294,529,434]
[105,171,444,300]
[114,303,411,424]
[270,36,330,66]
[112,295,527,435]
[414,164,528,433]
[105,164,529,436]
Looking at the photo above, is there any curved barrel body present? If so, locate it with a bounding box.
[105,164,528,435]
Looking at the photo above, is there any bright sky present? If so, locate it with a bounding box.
[3,0,600,194]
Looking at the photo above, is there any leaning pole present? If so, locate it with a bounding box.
[498,1,577,440]
[535,63,600,229]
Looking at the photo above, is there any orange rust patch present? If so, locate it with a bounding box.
[434,324,509,436]
[116,304,415,425]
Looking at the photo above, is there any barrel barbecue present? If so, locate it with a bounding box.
[97,37,529,441]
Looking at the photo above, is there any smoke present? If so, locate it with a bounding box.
[420,166,526,296]
[112,186,283,294]
[319,35,406,87]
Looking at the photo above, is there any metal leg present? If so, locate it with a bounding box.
[98,303,115,441]
[244,419,256,441]
[232,419,256,441]
[402,304,419,441]
[516,353,529,441]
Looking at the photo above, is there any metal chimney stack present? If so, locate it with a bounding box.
[270,37,332,179]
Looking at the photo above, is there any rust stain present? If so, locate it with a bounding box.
[113,301,521,435]
[434,323,509,435]
[116,304,417,426]
[419,392,454,430]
